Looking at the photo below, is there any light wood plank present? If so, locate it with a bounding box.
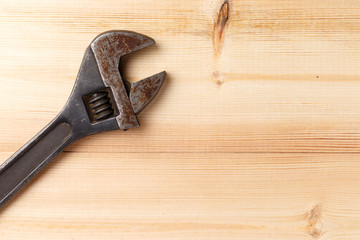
[1,0,360,239]
[0,152,360,239]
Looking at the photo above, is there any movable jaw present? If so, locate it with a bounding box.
[88,31,166,130]
[129,71,166,115]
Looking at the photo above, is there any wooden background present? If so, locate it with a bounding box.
[1,0,360,239]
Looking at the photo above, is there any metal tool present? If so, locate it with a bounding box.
[0,31,166,209]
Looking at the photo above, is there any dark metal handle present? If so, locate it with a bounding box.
[0,117,73,208]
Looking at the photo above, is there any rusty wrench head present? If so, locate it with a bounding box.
[90,31,165,129]
[64,31,166,136]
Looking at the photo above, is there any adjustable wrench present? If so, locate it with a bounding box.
[0,31,166,209]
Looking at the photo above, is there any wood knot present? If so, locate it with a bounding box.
[213,1,230,58]
[306,204,323,239]
[213,71,224,86]
[216,80,224,86]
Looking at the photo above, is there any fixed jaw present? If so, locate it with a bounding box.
[91,30,156,57]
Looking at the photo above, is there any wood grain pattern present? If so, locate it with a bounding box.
[1,0,360,239]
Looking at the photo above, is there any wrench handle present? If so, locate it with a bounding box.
[0,117,73,209]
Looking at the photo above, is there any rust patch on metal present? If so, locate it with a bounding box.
[213,1,230,58]
[130,71,166,115]
[90,31,155,129]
